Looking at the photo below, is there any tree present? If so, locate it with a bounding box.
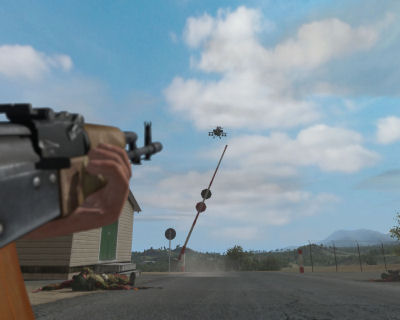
[226,245,247,270]
[389,213,400,240]
[258,256,281,271]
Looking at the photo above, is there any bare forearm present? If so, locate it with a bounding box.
[22,217,77,240]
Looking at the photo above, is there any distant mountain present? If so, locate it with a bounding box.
[320,229,397,247]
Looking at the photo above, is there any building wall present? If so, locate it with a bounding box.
[70,198,135,266]
[116,200,134,262]
[16,196,137,275]
[15,235,73,266]
[69,227,101,267]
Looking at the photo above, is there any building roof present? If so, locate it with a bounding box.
[128,190,141,212]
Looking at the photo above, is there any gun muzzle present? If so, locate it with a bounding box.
[127,142,162,164]
[124,122,162,165]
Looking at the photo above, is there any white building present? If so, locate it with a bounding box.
[16,190,140,280]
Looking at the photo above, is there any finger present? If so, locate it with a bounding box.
[73,206,103,215]
[86,159,129,189]
[88,147,130,178]
[79,189,126,226]
[79,192,104,209]
[79,174,127,226]
[98,143,132,178]
[85,158,130,224]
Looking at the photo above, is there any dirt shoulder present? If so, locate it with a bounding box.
[25,274,158,306]
[25,280,104,306]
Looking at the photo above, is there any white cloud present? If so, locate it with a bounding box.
[0,44,124,125]
[376,116,400,144]
[343,99,359,111]
[215,125,379,173]
[165,74,318,129]
[133,123,376,233]
[165,7,390,130]
[136,213,191,222]
[0,45,73,81]
[184,13,215,48]
[48,54,73,71]
[0,75,111,124]
[211,227,259,241]
[133,164,339,232]
[169,32,178,43]
[268,18,378,71]
[192,9,378,73]
[358,170,400,190]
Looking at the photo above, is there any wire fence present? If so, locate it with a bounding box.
[286,240,400,272]
[133,241,400,273]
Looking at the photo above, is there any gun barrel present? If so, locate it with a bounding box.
[127,142,162,164]
[124,122,162,165]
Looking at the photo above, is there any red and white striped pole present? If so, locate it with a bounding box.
[298,248,304,273]
[178,145,228,272]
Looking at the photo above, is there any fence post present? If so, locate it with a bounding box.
[332,241,338,272]
[356,241,363,272]
[308,241,314,272]
[381,242,388,272]
[181,253,186,272]
[298,248,304,273]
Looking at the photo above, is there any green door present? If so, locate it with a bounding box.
[99,221,118,261]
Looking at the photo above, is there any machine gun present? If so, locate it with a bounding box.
[0,103,162,248]
[0,103,163,319]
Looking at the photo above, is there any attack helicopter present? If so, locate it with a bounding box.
[208,126,227,139]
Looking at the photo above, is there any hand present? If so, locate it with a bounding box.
[22,143,132,239]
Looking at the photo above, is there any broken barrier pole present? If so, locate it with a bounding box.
[178,145,228,271]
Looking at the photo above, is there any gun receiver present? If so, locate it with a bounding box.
[0,103,163,167]
[0,103,163,248]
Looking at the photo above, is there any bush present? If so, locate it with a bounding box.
[364,253,378,265]
[259,256,281,271]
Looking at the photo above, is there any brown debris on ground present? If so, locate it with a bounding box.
[32,268,162,292]
[369,269,400,282]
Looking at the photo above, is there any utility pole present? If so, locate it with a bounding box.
[308,241,314,272]
[332,241,338,272]
[356,241,363,272]
[381,242,388,272]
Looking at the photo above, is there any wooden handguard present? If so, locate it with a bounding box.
[59,124,126,217]
[0,243,35,319]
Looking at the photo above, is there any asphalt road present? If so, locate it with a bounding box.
[33,271,400,320]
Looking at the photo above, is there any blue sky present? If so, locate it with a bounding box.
[1,0,400,253]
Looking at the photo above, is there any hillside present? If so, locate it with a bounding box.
[132,233,400,272]
[132,246,226,272]
[131,246,285,272]
[321,229,396,247]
